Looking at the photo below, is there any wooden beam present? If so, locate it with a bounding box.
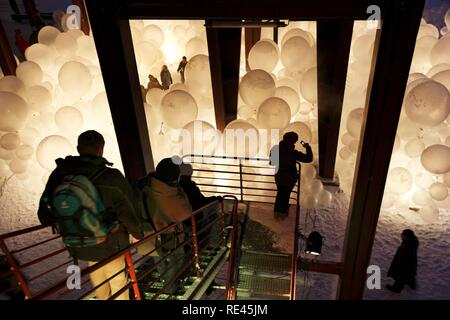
[317,20,353,179]
[22,0,39,28]
[338,0,425,300]
[0,19,17,75]
[299,259,343,275]
[206,25,241,130]
[85,0,154,180]
[73,0,91,35]
[121,0,385,20]
[245,27,261,71]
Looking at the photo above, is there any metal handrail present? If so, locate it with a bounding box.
[223,195,239,300]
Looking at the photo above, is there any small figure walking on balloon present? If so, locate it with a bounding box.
[177,56,188,84]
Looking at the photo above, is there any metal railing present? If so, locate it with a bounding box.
[182,154,302,300]
[0,198,237,300]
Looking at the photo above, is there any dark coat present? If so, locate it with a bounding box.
[179,176,219,211]
[38,155,144,261]
[270,140,313,187]
[388,238,419,286]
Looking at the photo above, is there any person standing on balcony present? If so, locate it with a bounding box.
[37,130,143,300]
[269,132,313,220]
[160,65,173,90]
[177,56,188,84]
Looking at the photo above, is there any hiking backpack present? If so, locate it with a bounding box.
[49,168,119,248]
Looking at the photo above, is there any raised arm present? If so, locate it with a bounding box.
[295,144,313,163]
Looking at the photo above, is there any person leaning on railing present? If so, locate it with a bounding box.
[137,157,193,294]
[37,130,144,300]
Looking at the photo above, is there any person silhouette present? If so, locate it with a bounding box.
[269,132,313,220]
[177,56,188,84]
[160,65,173,90]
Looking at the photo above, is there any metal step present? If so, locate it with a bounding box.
[237,273,290,297]
[239,251,292,275]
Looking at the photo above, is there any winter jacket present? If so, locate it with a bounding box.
[38,155,144,262]
[160,69,173,90]
[142,174,192,231]
[270,140,313,187]
[388,239,418,285]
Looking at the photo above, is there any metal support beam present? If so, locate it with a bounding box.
[338,0,425,299]
[206,25,241,130]
[317,20,353,179]
[299,259,343,275]
[244,27,261,71]
[0,19,17,75]
[85,0,154,180]
[73,0,91,35]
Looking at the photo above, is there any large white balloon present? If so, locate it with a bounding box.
[15,144,34,160]
[54,33,77,57]
[25,44,55,69]
[0,133,21,150]
[184,54,212,101]
[405,81,450,127]
[36,135,75,171]
[186,37,207,57]
[281,36,314,72]
[16,61,43,87]
[432,70,450,91]
[309,179,323,194]
[179,120,219,155]
[346,108,364,139]
[222,120,259,158]
[142,24,164,47]
[281,28,314,47]
[420,144,450,174]
[412,190,432,206]
[430,35,450,66]
[317,189,332,207]
[429,182,448,201]
[0,91,29,132]
[248,40,279,73]
[282,121,312,145]
[386,167,413,194]
[420,205,440,224]
[238,105,257,120]
[405,138,425,158]
[145,88,165,108]
[55,106,83,134]
[257,97,291,129]
[161,90,198,128]
[239,69,276,107]
[0,76,26,95]
[38,26,60,46]
[300,67,317,104]
[9,159,28,174]
[58,61,92,97]
[414,172,434,189]
[27,85,52,112]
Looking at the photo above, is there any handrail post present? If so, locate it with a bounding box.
[124,251,141,300]
[190,215,202,278]
[224,196,239,300]
[0,239,32,299]
[239,159,244,201]
[290,164,301,300]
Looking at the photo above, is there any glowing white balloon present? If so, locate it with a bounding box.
[239,69,276,107]
[381,194,395,209]
[418,23,439,39]
[275,86,300,117]
[146,88,165,108]
[429,182,448,201]
[257,97,291,129]
[412,190,432,206]
[405,81,450,127]
[427,63,450,78]
[248,40,279,73]
[430,35,450,66]
[282,121,312,144]
[58,61,92,97]
[186,37,207,57]
[15,144,34,160]
[161,90,198,128]
[414,173,434,189]
[25,44,54,69]
[420,205,440,224]
[238,105,257,120]
[27,85,52,112]
[353,34,375,61]
[317,189,332,207]
[54,33,77,57]
[179,120,219,155]
[303,194,318,208]
[38,26,61,46]
[36,135,74,171]
[431,70,450,91]
[142,24,164,47]
[386,167,413,195]
[9,159,28,174]
[421,144,450,174]
[16,61,43,87]
[0,92,29,132]
[0,133,20,150]
[0,76,26,96]
[222,120,259,158]
[341,132,353,146]
[302,165,316,181]
[169,83,188,92]
[276,78,300,94]
[346,108,364,139]
[184,54,212,101]
[281,36,314,72]
[310,179,323,194]
[339,146,353,160]
[405,138,425,158]
[282,28,314,47]
[55,106,83,134]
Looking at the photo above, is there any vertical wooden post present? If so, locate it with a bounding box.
[338,0,425,299]
[244,27,261,71]
[317,20,353,179]
[0,19,17,75]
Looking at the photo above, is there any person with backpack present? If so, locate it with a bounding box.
[37,130,144,300]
